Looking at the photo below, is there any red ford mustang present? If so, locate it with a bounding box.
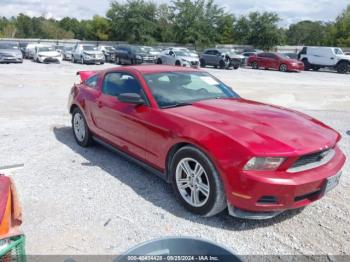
[68,65,345,219]
[247,52,304,72]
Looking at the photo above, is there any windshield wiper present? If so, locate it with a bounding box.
[161,102,192,109]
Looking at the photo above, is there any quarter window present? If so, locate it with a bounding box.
[85,75,98,89]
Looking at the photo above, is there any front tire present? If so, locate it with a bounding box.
[72,107,92,147]
[200,59,206,68]
[279,63,288,72]
[171,146,227,217]
[336,61,349,74]
[219,60,226,69]
[302,59,310,71]
[251,61,259,69]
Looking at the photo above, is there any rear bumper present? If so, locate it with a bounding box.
[226,146,346,217]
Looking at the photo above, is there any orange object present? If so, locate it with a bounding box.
[0,189,11,235]
[0,175,22,239]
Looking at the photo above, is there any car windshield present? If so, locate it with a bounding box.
[0,43,19,49]
[131,46,142,52]
[174,51,187,56]
[38,47,54,52]
[144,72,239,108]
[104,46,115,51]
[83,45,98,51]
[334,48,344,55]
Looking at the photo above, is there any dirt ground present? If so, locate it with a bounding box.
[0,60,349,256]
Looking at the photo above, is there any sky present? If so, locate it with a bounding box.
[0,0,349,26]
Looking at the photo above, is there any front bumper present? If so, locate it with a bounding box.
[39,56,62,63]
[226,146,346,218]
[288,63,304,71]
[84,57,104,64]
[0,56,23,63]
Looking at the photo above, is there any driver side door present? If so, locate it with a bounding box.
[91,72,149,161]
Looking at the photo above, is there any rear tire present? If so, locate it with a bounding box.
[219,60,226,69]
[200,59,206,68]
[336,61,349,74]
[156,58,162,64]
[171,146,227,217]
[175,60,181,66]
[71,107,92,147]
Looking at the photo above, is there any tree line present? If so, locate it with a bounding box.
[0,0,349,50]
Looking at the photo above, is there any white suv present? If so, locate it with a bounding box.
[298,47,350,74]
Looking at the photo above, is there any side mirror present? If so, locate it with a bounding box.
[118,93,145,105]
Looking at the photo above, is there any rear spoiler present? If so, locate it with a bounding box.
[76,70,98,82]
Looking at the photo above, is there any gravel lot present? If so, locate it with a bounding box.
[0,60,349,256]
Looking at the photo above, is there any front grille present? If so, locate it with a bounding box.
[288,148,335,173]
[191,61,199,66]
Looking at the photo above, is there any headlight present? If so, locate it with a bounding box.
[136,55,142,59]
[243,157,285,171]
[181,59,189,63]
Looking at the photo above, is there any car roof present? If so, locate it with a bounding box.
[105,65,201,75]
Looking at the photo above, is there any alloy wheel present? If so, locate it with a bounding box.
[73,113,86,142]
[175,158,210,207]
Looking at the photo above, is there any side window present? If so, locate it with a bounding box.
[204,50,212,55]
[258,53,265,58]
[102,72,142,97]
[85,75,99,89]
[212,50,219,56]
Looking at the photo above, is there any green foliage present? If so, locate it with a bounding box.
[332,5,350,47]
[0,2,349,49]
[107,0,158,44]
[286,20,330,45]
[234,12,281,50]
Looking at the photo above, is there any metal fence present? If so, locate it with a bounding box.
[1,38,349,53]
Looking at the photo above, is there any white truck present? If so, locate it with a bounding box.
[298,46,350,74]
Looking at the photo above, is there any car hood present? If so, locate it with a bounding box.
[337,54,350,60]
[0,49,22,56]
[166,98,339,156]
[179,56,199,62]
[38,51,61,56]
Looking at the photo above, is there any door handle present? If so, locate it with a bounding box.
[331,57,334,60]
[96,101,103,108]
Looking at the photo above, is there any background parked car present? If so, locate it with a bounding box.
[156,49,200,67]
[0,41,23,64]
[345,52,350,55]
[54,45,64,55]
[281,52,299,60]
[171,47,199,59]
[139,46,162,58]
[62,46,74,61]
[72,44,105,65]
[247,52,304,72]
[98,45,116,63]
[114,45,148,65]
[24,43,38,59]
[33,45,62,63]
[200,48,240,69]
[19,42,28,57]
[298,46,350,73]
